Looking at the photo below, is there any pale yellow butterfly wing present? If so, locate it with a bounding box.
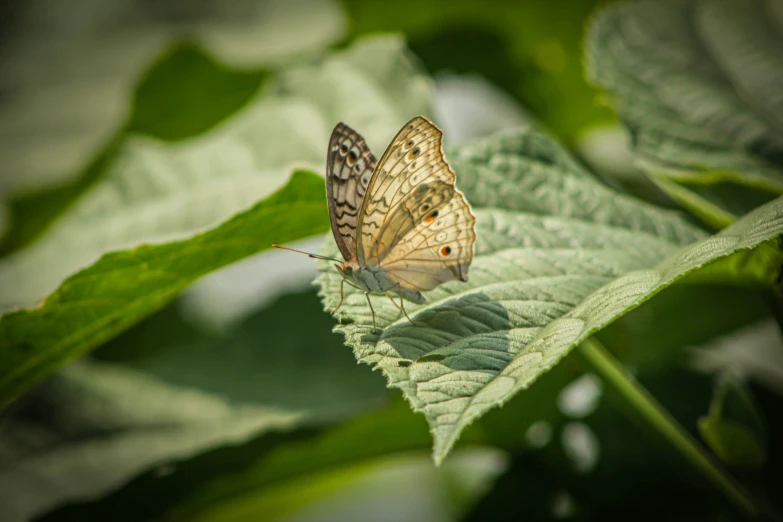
[357,116,476,292]
[326,123,377,262]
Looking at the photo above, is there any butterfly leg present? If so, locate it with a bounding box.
[389,285,416,326]
[398,294,416,326]
[386,292,402,310]
[331,278,346,318]
[365,292,378,334]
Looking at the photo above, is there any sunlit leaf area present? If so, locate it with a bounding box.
[1,0,782,520]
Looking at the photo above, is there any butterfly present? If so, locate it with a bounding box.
[274,116,476,333]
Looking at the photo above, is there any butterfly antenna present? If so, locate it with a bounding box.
[271,244,341,263]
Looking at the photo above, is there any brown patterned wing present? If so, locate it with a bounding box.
[326,122,378,262]
[357,116,476,292]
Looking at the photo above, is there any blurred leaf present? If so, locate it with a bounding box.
[0,0,346,199]
[700,418,765,471]
[0,138,124,256]
[0,0,346,255]
[0,35,431,313]
[0,358,302,522]
[36,400,495,522]
[343,0,616,143]
[0,288,393,520]
[126,43,266,141]
[699,374,767,468]
[95,289,389,417]
[0,170,328,408]
[316,128,783,465]
[690,319,783,399]
[1,44,266,255]
[587,0,783,227]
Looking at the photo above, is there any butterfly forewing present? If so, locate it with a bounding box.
[357,116,476,292]
[326,123,378,262]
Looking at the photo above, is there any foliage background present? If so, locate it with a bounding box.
[0,0,782,521]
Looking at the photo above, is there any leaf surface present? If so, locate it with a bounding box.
[0,35,433,406]
[587,0,783,226]
[316,128,783,463]
[0,171,326,407]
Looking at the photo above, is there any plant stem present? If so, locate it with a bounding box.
[578,337,759,518]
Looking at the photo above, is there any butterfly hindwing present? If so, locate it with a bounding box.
[357,116,476,292]
[326,123,378,262]
[380,192,475,290]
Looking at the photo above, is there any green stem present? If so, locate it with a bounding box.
[578,337,759,518]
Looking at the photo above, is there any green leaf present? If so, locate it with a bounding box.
[0,44,265,256]
[0,35,434,405]
[0,288,393,520]
[586,0,783,227]
[0,138,124,256]
[0,170,328,408]
[0,0,346,254]
[35,401,498,522]
[0,35,431,313]
[0,0,345,197]
[315,128,783,464]
[699,374,767,468]
[0,358,303,522]
[126,43,266,141]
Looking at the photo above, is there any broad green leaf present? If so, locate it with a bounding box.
[0,0,346,199]
[315,128,783,464]
[126,43,266,142]
[586,0,783,227]
[0,0,347,255]
[0,35,431,314]
[36,401,498,522]
[0,170,327,407]
[0,0,344,253]
[0,139,124,256]
[699,374,767,468]
[1,44,265,255]
[0,358,302,522]
[0,33,432,395]
[0,289,390,520]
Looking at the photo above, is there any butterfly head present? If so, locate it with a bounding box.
[335,262,353,278]
[335,260,369,291]
[335,260,363,283]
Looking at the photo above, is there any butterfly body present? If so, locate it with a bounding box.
[278,115,476,333]
[335,262,426,304]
